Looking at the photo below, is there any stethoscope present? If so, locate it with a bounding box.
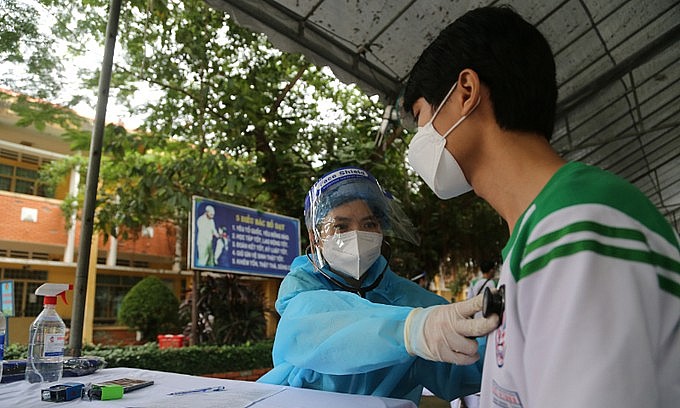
[307,237,506,317]
[482,285,505,318]
[305,241,392,298]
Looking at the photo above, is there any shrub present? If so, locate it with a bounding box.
[89,341,273,374]
[4,340,274,375]
[118,276,179,342]
[4,343,28,360]
[179,274,266,346]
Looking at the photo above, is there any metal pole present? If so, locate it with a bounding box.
[191,270,200,346]
[68,0,122,357]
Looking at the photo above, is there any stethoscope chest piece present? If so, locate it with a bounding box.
[483,284,505,318]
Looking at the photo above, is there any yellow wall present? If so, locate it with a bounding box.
[4,265,186,345]
[5,268,74,344]
[7,316,33,344]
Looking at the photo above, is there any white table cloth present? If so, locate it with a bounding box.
[0,367,416,407]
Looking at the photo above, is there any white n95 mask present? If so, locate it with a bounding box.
[407,81,479,199]
[321,231,383,280]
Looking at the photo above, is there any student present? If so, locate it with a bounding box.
[258,166,499,405]
[466,261,496,313]
[403,5,680,407]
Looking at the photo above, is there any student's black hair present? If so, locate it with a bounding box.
[480,260,495,274]
[404,5,557,140]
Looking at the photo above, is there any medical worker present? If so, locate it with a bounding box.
[403,6,680,407]
[258,166,499,405]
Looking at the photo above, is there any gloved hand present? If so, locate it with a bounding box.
[404,294,499,365]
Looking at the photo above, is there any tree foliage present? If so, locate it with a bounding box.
[0,0,62,99]
[8,0,508,290]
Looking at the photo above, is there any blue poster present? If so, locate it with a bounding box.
[190,196,301,278]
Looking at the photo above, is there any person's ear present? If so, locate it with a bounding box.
[457,69,482,116]
[308,231,320,247]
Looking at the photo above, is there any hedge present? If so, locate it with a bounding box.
[4,340,274,376]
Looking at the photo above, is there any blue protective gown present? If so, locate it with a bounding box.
[257,254,485,404]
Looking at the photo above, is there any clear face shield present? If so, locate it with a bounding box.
[304,167,420,279]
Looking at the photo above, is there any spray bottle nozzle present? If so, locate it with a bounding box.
[35,283,73,305]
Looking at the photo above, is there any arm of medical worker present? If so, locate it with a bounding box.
[404,294,498,365]
[272,290,418,373]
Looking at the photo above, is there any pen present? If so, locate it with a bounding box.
[167,386,227,396]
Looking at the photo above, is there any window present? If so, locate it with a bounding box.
[0,268,48,318]
[95,257,150,268]
[94,274,142,324]
[0,159,52,198]
[0,164,13,191]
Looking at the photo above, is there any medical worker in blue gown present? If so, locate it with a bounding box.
[258,167,500,405]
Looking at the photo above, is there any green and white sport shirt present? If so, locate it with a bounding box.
[479,161,679,408]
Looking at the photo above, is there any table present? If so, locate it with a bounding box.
[0,367,416,407]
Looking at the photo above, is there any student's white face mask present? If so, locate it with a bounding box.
[321,231,383,280]
[407,81,480,199]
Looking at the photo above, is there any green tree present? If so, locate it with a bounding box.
[0,0,64,99]
[118,276,180,342]
[41,0,396,245]
[14,0,507,289]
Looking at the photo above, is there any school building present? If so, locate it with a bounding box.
[0,89,190,345]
